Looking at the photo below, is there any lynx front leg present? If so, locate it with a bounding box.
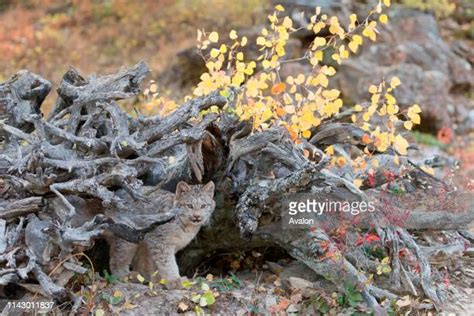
[108,237,138,278]
[148,245,180,281]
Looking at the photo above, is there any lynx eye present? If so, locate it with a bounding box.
[200,204,207,209]
[186,203,194,209]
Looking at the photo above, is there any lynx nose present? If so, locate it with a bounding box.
[192,213,202,222]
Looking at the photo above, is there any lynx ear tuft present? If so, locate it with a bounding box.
[202,181,215,197]
[175,181,192,198]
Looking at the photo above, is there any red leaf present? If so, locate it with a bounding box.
[365,233,380,243]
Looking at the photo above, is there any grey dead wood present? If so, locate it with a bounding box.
[0,63,471,313]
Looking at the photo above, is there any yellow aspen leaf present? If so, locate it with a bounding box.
[407,104,421,124]
[262,60,271,69]
[275,4,285,11]
[136,274,145,283]
[229,30,238,40]
[340,47,350,59]
[353,179,363,188]
[275,45,285,57]
[315,50,324,61]
[332,53,341,63]
[348,40,359,53]
[371,93,380,104]
[383,0,391,6]
[312,73,328,87]
[408,103,421,114]
[322,89,340,100]
[210,48,220,58]
[363,112,371,121]
[285,105,296,114]
[312,21,325,34]
[302,129,311,139]
[313,37,326,48]
[256,36,266,46]
[324,66,336,76]
[209,32,219,43]
[290,115,298,124]
[368,85,378,94]
[385,93,396,105]
[362,22,377,41]
[410,114,421,124]
[149,83,158,93]
[349,14,357,30]
[404,121,413,130]
[283,17,293,29]
[193,87,203,96]
[271,83,286,95]
[353,34,363,45]
[295,74,305,85]
[379,14,388,24]
[351,114,357,122]
[325,145,335,155]
[386,104,399,115]
[241,36,248,46]
[393,134,409,155]
[236,52,244,61]
[244,67,254,76]
[261,108,273,122]
[354,104,363,112]
[219,44,227,53]
[322,102,338,116]
[390,76,401,88]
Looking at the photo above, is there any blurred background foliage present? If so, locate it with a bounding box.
[0,0,269,112]
[0,0,471,115]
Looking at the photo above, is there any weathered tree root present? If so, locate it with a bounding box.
[0,63,472,313]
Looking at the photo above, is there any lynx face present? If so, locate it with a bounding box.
[173,181,216,227]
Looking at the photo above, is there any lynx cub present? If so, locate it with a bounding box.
[107,181,215,281]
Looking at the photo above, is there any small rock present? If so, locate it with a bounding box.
[280,261,319,282]
[287,303,299,314]
[286,277,313,290]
